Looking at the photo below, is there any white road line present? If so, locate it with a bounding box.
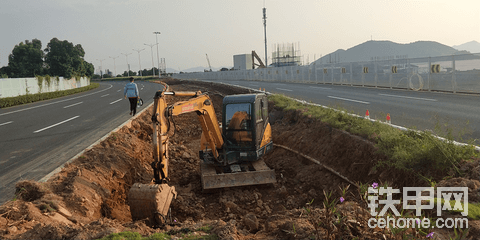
[276,88,293,92]
[63,102,83,109]
[110,99,123,104]
[378,93,437,102]
[0,84,113,117]
[101,94,109,97]
[0,121,13,127]
[33,116,80,133]
[328,96,370,104]
[312,87,332,90]
[117,89,121,92]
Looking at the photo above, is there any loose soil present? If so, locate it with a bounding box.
[1,79,479,239]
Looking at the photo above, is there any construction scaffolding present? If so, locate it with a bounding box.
[271,43,302,67]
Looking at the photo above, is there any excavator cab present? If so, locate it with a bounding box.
[199,93,275,190]
[222,94,273,163]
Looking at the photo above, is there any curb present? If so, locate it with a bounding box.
[39,101,154,183]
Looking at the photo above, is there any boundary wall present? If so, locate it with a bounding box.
[173,53,480,94]
[0,77,90,98]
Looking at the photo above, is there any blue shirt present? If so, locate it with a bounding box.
[124,82,139,98]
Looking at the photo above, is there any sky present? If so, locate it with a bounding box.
[1,0,479,74]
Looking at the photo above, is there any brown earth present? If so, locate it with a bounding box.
[0,78,479,239]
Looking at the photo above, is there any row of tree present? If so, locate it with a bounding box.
[92,67,162,79]
[0,38,94,79]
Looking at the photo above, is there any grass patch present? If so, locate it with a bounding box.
[0,83,100,108]
[97,231,217,240]
[268,94,478,182]
[434,198,480,220]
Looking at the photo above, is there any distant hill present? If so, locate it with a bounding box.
[313,40,468,64]
[452,41,480,53]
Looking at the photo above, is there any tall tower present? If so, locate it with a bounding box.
[263,5,267,66]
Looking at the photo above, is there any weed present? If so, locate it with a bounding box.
[268,94,478,185]
[97,231,143,240]
[195,225,212,233]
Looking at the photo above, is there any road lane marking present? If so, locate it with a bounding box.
[0,121,13,127]
[117,89,121,92]
[63,102,83,108]
[110,99,123,104]
[312,87,332,90]
[276,88,293,92]
[328,96,370,104]
[0,84,113,117]
[378,93,437,102]
[101,94,109,97]
[33,116,80,133]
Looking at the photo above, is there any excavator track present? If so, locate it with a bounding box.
[128,183,177,225]
[200,159,276,190]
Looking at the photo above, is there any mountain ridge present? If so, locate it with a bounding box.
[313,40,468,64]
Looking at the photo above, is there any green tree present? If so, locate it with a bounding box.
[44,38,93,79]
[7,39,44,77]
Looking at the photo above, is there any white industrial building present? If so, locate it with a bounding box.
[233,54,253,70]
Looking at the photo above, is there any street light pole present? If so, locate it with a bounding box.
[144,43,157,77]
[109,56,119,77]
[96,59,105,79]
[121,53,132,77]
[133,48,145,77]
[154,32,161,77]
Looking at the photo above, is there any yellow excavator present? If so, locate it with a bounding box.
[128,89,275,225]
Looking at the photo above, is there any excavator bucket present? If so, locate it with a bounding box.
[128,183,177,225]
[200,159,276,190]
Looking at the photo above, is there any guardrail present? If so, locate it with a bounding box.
[173,53,480,94]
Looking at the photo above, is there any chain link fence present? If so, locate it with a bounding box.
[173,53,480,93]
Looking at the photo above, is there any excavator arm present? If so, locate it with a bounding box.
[150,90,224,183]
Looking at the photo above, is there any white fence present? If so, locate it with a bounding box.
[0,77,90,98]
[173,53,480,94]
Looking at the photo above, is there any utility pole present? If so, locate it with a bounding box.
[109,56,119,77]
[144,43,157,77]
[121,53,132,77]
[133,48,145,77]
[154,32,161,76]
[96,59,105,79]
[263,4,268,67]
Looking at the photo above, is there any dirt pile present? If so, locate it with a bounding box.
[0,78,479,239]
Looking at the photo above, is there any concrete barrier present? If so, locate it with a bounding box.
[0,76,90,98]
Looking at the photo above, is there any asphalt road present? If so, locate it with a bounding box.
[217,80,480,143]
[0,80,163,204]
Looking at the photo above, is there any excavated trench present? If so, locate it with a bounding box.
[1,79,479,239]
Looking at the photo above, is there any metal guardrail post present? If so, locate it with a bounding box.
[452,55,456,93]
[350,63,353,86]
[331,65,334,84]
[428,57,431,91]
[362,64,365,87]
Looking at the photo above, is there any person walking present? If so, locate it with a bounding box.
[124,77,140,116]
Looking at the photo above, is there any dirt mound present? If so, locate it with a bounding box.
[1,78,479,239]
